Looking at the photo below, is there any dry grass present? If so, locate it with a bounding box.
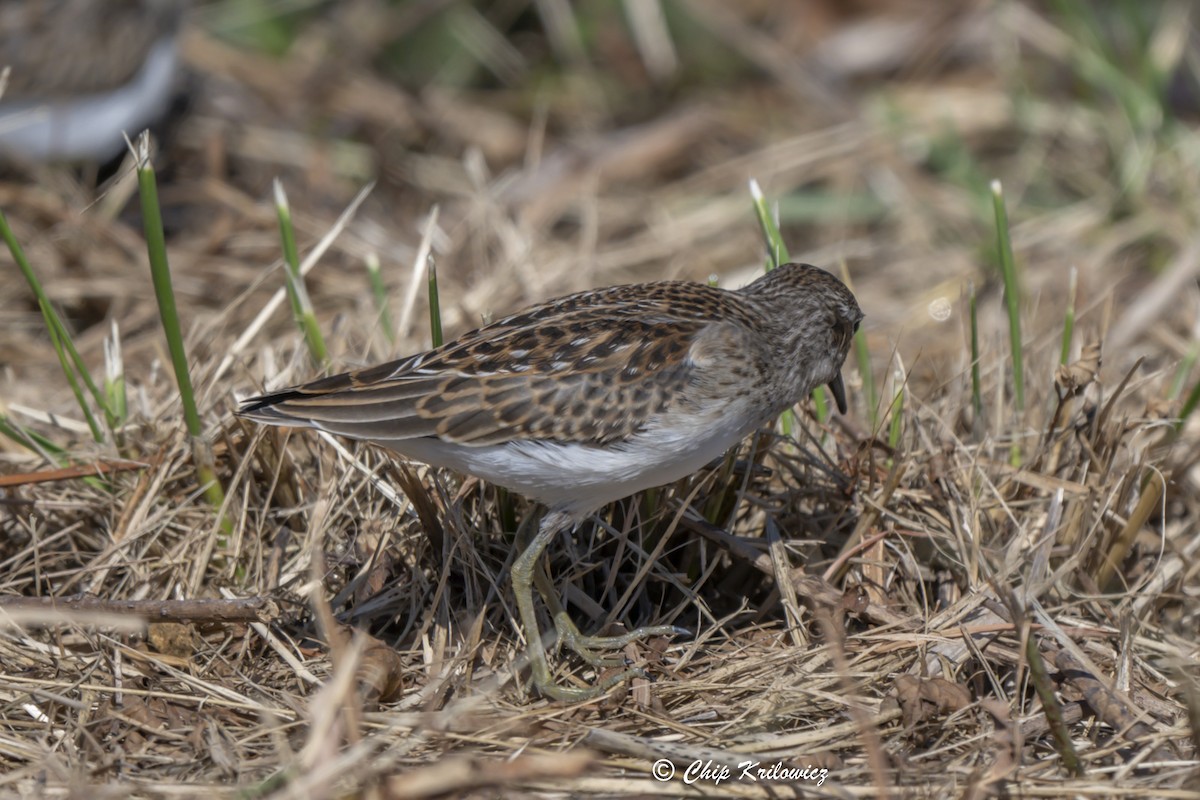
[2,1,1200,797]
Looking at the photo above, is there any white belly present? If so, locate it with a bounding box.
[382,405,764,517]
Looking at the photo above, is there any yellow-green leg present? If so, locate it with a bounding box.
[510,510,685,701]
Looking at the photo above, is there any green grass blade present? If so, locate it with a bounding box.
[365,252,396,347]
[274,179,328,366]
[991,180,1024,415]
[0,413,68,461]
[810,384,830,423]
[428,256,443,348]
[749,178,790,269]
[137,144,201,439]
[1024,633,1084,776]
[1177,374,1200,431]
[854,325,874,427]
[0,413,106,491]
[1169,343,1198,402]
[969,281,983,423]
[134,135,230,532]
[45,316,104,442]
[839,261,871,423]
[1060,266,1077,365]
[887,366,905,453]
[2,209,113,435]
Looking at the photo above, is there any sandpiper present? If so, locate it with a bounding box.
[240,262,863,700]
[0,0,185,162]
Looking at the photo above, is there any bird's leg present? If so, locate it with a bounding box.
[512,510,689,699]
[512,510,660,700]
[512,511,615,700]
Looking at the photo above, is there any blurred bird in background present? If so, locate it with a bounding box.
[0,0,186,163]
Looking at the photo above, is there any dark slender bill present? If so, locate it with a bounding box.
[829,373,848,415]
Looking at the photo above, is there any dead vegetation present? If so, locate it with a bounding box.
[2,1,1200,797]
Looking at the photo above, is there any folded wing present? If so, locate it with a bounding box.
[240,317,718,447]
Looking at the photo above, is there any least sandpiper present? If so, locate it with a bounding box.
[240,262,863,700]
[0,0,185,162]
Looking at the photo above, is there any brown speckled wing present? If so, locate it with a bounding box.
[239,281,749,446]
[420,319,700,445]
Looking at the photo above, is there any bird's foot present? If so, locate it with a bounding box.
[552,610,686,668]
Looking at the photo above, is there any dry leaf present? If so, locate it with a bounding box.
[1055,342,1102,394]
[148,622,199,658]
[892,675,972,727]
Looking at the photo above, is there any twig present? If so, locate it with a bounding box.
[0,458,148,488]
[0,595,279,624]
[386,750,593,799]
